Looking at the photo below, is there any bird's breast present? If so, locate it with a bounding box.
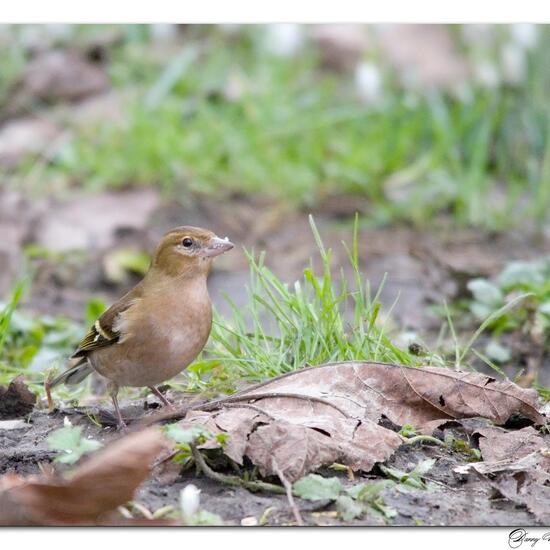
[146,291,213,366]
[91,280,213,387]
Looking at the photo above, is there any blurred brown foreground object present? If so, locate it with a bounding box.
[0,428,172,525]
[0,376,36,419]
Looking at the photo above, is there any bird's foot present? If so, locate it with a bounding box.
[148,386,174,409]
[108,382,128,430]
[117,418,128,431]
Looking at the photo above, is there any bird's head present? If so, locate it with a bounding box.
[152,226,234,278]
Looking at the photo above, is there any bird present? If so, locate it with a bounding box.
[46,226,234,428]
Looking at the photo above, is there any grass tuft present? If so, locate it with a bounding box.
[186,216,420,393]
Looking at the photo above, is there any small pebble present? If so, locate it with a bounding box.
[241,516,258,526]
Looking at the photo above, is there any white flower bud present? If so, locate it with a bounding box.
[219,24,242,35]
[461,24,495,46]
[265,24,304,57]
[501,43,527,85]
[511,24,539,50]
[474,61,500,89]
[354,62,383,105]
[180,484,201,522]
[150,24,178,42]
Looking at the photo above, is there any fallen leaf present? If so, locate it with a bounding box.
[455,446,550,525]
[0,427,169,525]
[0,191,43,296]
[490,471,550,524]
[36,189,160,252]
[377,24,469,90]
[174,362,544,481]
[17,49,109,104]
[458,445,550,473]
[0,117,61,168]
[0,376,36,419]
[475,426,545,463]
[310,24,369,72]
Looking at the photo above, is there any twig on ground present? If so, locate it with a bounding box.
[221,402,277,420]
[137,390,350,428]
[190,443,286,495]
[272,459,304,526]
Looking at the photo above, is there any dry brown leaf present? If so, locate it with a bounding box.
[489,471,550,524]
[0,376,36,419]
[19,50,109,103]
[176,362,544,481]
[0,427,169,525]
[475,426,546,463]
[454,448,550,480]
[455,447,550,524]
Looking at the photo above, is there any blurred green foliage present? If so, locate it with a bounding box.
[465,259,550,335]
[1,24,549,230]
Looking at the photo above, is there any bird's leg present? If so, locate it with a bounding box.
[148,385,173,408]
[107,381,126,429]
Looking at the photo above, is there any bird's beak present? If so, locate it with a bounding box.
[201,236,234,257]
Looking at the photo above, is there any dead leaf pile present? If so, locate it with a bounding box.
[0,428,170,525]
[175,361,545,481]
[456,425,550,524]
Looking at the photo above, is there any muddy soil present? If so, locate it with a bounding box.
[0,402,544,526]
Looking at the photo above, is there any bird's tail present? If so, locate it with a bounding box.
[45,358,93,411]
[49,358,93,387]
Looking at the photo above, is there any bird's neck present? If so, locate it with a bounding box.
[142,266,211,301]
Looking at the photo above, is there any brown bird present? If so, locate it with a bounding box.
[46,226,234,428]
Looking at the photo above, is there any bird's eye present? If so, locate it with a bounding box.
[181,237,193,248]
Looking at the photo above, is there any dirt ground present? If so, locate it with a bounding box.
[0,400,545,526]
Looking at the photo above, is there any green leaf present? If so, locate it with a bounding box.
[346,480,394,501]
[413,458,436,476]
[398,423,417,438]
[469,301,493,321]
[485,340,511,363]
[163,424,211,444]
[293,474,342,501]
[345,481,397,521]
[374,501,398,520]
[380,459,436,491]
[336,495,364,521]
[467,279,503,307]
[497,261,544,289]
[46,425,102,465]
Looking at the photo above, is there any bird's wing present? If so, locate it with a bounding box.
[72,287,142,358]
